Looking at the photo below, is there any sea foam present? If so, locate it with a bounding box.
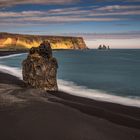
[0,64,22,79]
[0,64,140,108]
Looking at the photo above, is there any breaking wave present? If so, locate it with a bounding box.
[0,64,22,79]
[0,64,140,108]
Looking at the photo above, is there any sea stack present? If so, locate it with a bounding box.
[98,44,110,50]
[22,41,58,91]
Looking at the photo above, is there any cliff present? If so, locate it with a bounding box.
[0,32,87,50]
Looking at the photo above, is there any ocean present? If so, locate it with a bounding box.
[0,49,140,107]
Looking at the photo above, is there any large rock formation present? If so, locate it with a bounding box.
[22,41,58,91]
[0,32,87,50]
[98,45,110,50]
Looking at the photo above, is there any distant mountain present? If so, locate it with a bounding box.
[0,32,87,50]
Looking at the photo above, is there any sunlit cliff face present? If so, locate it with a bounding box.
[1,38,39,48]
[0,33,87,50]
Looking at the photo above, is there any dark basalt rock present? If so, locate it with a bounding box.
[98,44,110,50]
[22,41,58,91]
[39,41,52,58]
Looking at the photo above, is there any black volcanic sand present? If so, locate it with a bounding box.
[0,50,28,56]
[0,72,140,140]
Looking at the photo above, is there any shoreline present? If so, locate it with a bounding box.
[0,50,28,56]
[0,72,140,140]
[0,51,140,109]
[0,51,140,139]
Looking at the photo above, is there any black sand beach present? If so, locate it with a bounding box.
[0,71,140,140]
[0,50,28,56]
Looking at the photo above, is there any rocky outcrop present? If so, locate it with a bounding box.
[0,32,87,50]
[22,41,58,91]
[98,45,110,50]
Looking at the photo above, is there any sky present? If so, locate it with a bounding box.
[0,0,140,48]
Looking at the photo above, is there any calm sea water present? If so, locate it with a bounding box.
[54,49,140,98]
[0,49,140,106]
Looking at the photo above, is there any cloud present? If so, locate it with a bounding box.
[0,0,79,7]
[93,0,140,2]
[0,13,121,25]
[0,0,140,8]
[62,31,140,39]
[88,5,140,16]
[89,11,140,16]
[17,5,140,17]
[0,11,43,18]
[40,5,140,17]
[125,0,140,2]
[0,8,123,26]
[0,4,140,26]
[96,5,140,11]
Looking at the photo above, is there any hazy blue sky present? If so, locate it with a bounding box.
[0,0,140,48]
